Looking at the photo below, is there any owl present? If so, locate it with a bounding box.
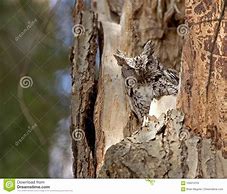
[114,40,179,123]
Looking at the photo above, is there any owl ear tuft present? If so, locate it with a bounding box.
[113,50,127,66]
[142,40,155,57]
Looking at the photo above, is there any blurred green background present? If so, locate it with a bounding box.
[0,0,74,178]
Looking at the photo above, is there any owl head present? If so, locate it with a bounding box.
[113,40,155,71]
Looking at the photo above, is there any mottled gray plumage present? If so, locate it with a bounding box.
[114,40,179,122]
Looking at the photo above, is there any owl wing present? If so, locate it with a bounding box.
[163,69,179,86]
[153,76,178,98]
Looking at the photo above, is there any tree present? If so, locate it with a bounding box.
[71,0,227,178]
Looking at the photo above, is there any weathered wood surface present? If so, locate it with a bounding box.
[99,110,227,178]
[71,0,227,178]
[71,1,98,177]
[178,0,227,158]
[93,0,129,174]
[95,0,227,178]
[94,0,185,174]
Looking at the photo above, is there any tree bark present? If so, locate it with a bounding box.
[93,0,185,174]
[71,0,98,178]
[99,110,227,178]
[71,0,227,178]
[178,0,227,159]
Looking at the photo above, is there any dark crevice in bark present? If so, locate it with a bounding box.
[162,129,170,178]
[84,83,97,164]
[196,139,203,178]
[181,141,189,178]
[98,22,104,66]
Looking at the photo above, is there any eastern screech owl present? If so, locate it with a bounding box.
[114,40,179,123]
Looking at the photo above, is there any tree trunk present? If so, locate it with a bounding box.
[71,0,227,178]
[93,0,184,174]
[71,0,97,177]
[178,0,227,159]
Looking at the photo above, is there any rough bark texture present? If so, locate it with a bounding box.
[71,1,98,178]
[120,0,184,69]
[178,0,227,158]
[98,110,227,178]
